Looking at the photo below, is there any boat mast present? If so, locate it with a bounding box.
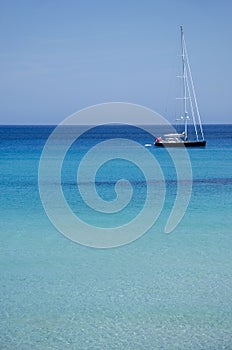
[181,26,204,140]
[180,26,188,141]
[183,35,205,140]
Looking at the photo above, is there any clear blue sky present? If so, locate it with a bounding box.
[1,0,231,124]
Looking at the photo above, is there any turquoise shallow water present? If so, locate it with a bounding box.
[0,125,232,349]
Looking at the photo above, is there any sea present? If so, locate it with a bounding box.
[0,124,232,349]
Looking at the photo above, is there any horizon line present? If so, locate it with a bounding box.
[0,122,231,126]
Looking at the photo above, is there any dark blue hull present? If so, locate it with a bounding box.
[155,140,206,147]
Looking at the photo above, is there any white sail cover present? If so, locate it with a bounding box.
[164,133,185,138]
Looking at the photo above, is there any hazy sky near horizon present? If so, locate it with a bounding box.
[1,0,232,124]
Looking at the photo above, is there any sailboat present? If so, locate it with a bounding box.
[155,26,206,147]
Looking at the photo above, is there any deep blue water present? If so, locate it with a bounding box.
[0,124,232,349]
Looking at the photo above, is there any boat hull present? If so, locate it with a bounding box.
[155,140,206,147]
